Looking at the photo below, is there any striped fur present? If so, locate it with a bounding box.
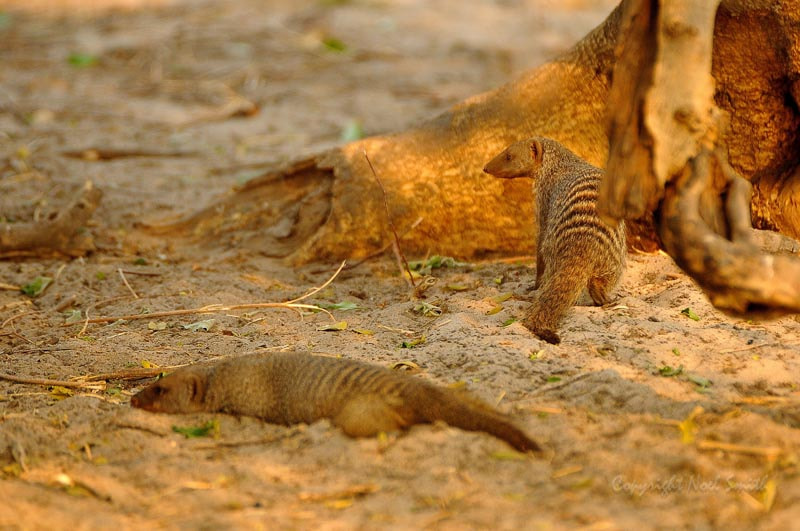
[484,137,626,344]
[131,352,539,452]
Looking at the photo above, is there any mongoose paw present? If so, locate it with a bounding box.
[537,330,561,345]
[522,319,561,344]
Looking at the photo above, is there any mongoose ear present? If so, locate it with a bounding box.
[530,139,543,164]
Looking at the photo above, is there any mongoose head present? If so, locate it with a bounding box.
[483,138,544,179]
[130,369,208,413]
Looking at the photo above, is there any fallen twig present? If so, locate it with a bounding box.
[0,373,100,389]
[1,312,37,329]
[697,439,782,458]
[84,366,182,381]
[0,364,186,389]
[63,261,346,326]
[720,343,776,354]
[529,373,594,396]
[286,261,346,304]
[118,269,162,277]
[63,302,329,325]
[364,150,416,287]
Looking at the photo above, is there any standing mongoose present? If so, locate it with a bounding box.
[483,137,626,344]
[131,352,539,452]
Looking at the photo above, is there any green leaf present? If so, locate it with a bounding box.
[68,53,98,67]
[680,307,700,321]
[412,301,442,317]
[546,376,561,383]
[408,255,469,275]
[672,347,681,356]
[658,364,684,377]
[322,37,347,52]
[95,271,106,281]
[485,305,503,316]
[316,301,360,311]
[352,328,374,335]
[183,319,215,332]
[501,318,517,327]
[64,309,83,324]
[50,386,73,400]
[445,283,469,292]
[688,374,712,389]
[529,350,544,361]
[490,450,527,461]
[401,336,426,348]
[317,321,348,331]
[132,257,147,266]
[491,293,513,304]
[389,360,420,371]
[21,276,52,297]
[172,420,220,439]
[340,119,363,142]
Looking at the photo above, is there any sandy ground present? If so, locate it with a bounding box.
[1,0,799,528]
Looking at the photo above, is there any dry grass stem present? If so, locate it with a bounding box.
[363,150,416,287]
[118,268,140,299]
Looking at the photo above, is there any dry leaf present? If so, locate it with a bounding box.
[317,321,347,331]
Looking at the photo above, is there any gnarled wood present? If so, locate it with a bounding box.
[0,180,102,258]
[601,0,800,315]
[661,149,800,314]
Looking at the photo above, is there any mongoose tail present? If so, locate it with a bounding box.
[131,353,540,453]
[521,260,589,344]
[405,385,540,452]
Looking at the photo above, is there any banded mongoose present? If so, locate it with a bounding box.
[131,352,539,452]
[483,137,626,344]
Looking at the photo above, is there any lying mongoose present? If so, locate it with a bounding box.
[483,137,626,344]
[131,352,539,452]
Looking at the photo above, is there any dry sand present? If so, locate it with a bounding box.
[0,0,798,528]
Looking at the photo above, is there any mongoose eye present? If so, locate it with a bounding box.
[505,153,512,161]
[153,385,167,396]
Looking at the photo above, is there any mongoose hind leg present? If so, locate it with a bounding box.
[587,269,622,306]
[333,394,416,438]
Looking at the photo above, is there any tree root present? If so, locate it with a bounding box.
[0,181,102,258]
[660,149,800,315]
